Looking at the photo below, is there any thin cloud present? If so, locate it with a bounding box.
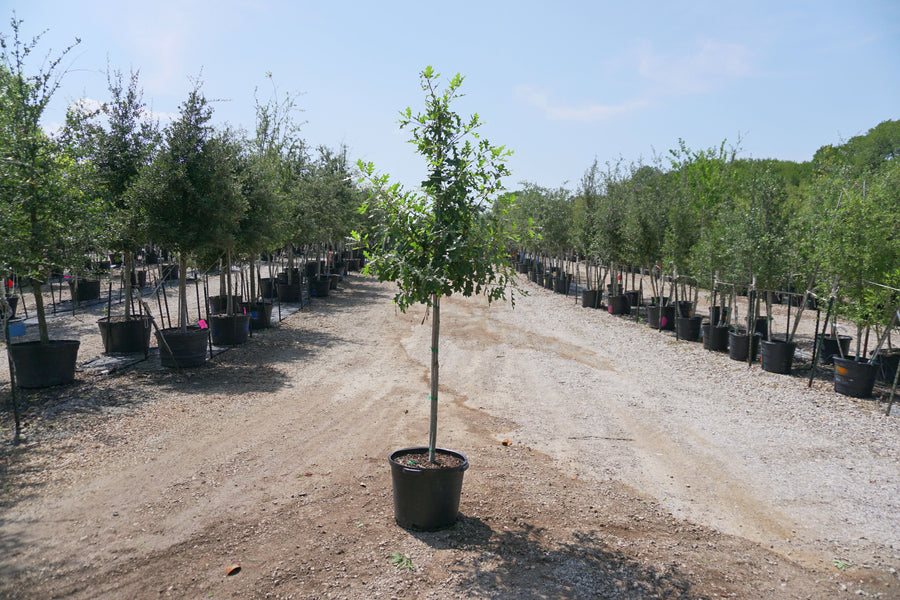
[515,85,651,123]
[635,39,754,96]
[519,39,753,123]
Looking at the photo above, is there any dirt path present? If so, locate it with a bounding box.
[1,275,897,599]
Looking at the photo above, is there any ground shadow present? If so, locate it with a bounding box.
[409,515,707,599]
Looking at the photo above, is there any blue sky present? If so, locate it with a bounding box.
[5,0,899,191]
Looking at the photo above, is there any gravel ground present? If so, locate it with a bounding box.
[0,270,898,599]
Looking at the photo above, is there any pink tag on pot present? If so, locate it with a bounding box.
[198,319,208,329]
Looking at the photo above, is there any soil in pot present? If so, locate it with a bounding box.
[210,313,251,346]
[833,356,878,399]
[8,339,80,388]
[760,339,796,375]
[675,316,702,342]
[156,326,208,368]
[97,316,152,354]
[389,447,469,531]
[816,334,851,365]
[702,323,730,352]
[729,331,760,362]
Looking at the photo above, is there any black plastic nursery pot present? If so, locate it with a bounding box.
[156,326,208,368]
[277,282,302,302]
[244,301,274,330]
[160,264,179,281]
[553,275,570,295]
[68,278,101,302]
[647,305,675,330]
[1,295,17,318]
[876,349,900,384]
[749,316,769,340]
[833,356,878,399]
[389,447,469,531]
[675,316,702,342]
[97,316,152,354]
[702,323,729,352]
[277,268,301,285]
[581,289,600,308]
[258,277,278,299]
[728,331,760,362]
[209,295,242,314]
[210,313,251,346]
[130,270,147,288]
[709,306,729,326]
[760,339,796,374]
[311,276,330,297]
[624,290,641,308]
[816,334,851,365]
[8,339,80,388]
[677,300,694,318]
[305,261,325,278]
[607,294,630,315]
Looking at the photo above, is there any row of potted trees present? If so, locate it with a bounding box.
[503,123,900,401]
[1,21,365,386]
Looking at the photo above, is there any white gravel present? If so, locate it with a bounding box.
[431,278,900,572]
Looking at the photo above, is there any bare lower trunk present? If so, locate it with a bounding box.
[31,277,49,343]
[428,294,440,463]
[178,253,189,333]
[124,250,134,319]
[226,249,234,316]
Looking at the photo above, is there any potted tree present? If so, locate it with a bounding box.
[1,19,87,387]
[70,69,159,353]
[137,81,244,366]
[205,128,250,347]
[823,165,898,397]
[623,160,670,316]
[356,67,520,530]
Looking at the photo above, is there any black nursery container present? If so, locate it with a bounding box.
[389,447,469,531]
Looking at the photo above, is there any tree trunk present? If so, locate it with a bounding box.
[31,277,49,344]
[249,257,257,302]
[226,248,234,316]
[124,249,134,319]
[428,294,440,463]
[178,252,189,333]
